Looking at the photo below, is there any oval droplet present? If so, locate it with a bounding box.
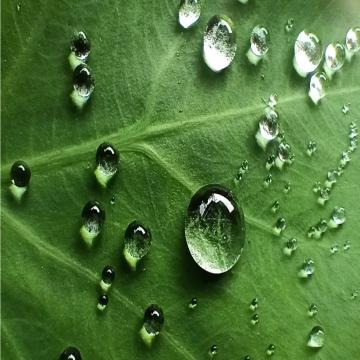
[80,200,105,247]
[71,63,95,109]
[308,72,327,105]
[60,346,82,360]
[94,143,119,187]
[324,42,345,77]
[179,0,201,29]
[9,160,31,201]
[307,326,325,348]
[140,304,164,346]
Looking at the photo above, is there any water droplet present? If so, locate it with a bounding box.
[293,31,322,77]
[249,298,258,311]
[100,265,115,292]
[71,64,94,109]
[339,151,351,167]
[308,72,327,105]
[123,221,151,271]
[234,160,249,184]
[110,195,116,205]
[324,43,345,79]
[94,143,119,188]
[315,219,328,238]
[179,0,201,29]
[185,185,245,274]
[329,206,346,228]
[203,15,237,72]
[330,244,339,254]
[317,187,330,206]
[351,290,358,300]
[266,154,276,171]
[189,297,198,309]
[298,258,315,279]
[307,326,325,348]
[9,160,31,201]
[283,238,297,256]
[345,27,360,61]
[263,173,273,188]
[97,294,109,311]
[308,304,318,317]
[255,109,279,150]
[60,346,82,360]
[250,313,259,325]
[266,344,275,356]
[307,226,316,238]
[284,182,291,194]
[273,217,286,236]
[342,104,350,114]
[80,201,105,247]
[244,356,251,360]
[306,141,317,157]
[267,93,278,109]
[325,169,337,188]
[140,304,164,346]
[69,31,90,69]
[247,25,270,65]
[209,344,218,357]
[285,18,295,32]
[343,240,351,251]
[271,200,280,213]
[16,2,21,12]
[275,142,292,170]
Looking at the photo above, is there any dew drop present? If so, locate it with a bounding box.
[266,344,275,356]
[308,304,318,317]
[293,31,322,77]
[189,297,198,309]
[94,143,119,187]
[100,265,115,292]
[266,154,276,171]
[284,182,291,194]
[247,25,270,65]
[307,326,325,348]
[345,27,360,60]
[267,93,278,109]
[234,160,249,184]
[273,217,286,236]
[315,219,328,237]
[329,206,346,228]
[179,0,201,29]
[317,187,330,206]
[110,195,116,205]
[330,244,339,254]
[306,141,317,157]
[339,151,351,167]
[255,109,279,150]
[263,173,273,188]
[307,225,316,238]
[285,18,295,32]
[324,43,345,79]
[80,200,105,247]
[60,346,82,360]
[71,64,94,109]
[343,240,351,251]
[238,0,249,3]
[185,185,245,274]
[275,142,292,170]
[298,258,315,279]
[9,160,31,201]
[342,104,350,114]
[97,294,108,311]
[123,221,151,271]
[271,200,280,214]
[244,356,251,360]
[250,314,259,325]
[203,15,237,72]
[325,169,337,188]
[69,31,90,69]
[283,238,297,256]
[308,72,327,105]
[140,305,164,346]
[249,298,258,311]
[209,344,218,357]
[351,290,358,300]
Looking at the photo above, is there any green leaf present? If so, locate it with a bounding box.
[2,0,360,358]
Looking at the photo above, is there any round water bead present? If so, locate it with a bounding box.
[324,43,345,79]
[293,30,323,77]
[275,142,292,170]
[69,31,90,69]
[140,304,164,346]
[124,221,152,271]
[329,206,346,228]
[298,258,315,279]
[266,154,276,171]
[249,298,258,311]
[100,265,115,292]
[306,141,317,157]
[256,109,279,150]
[314,219,327,238]
[247,25,270,65]
[271,200,280,214]
[308,304,318,317]
[273,217,286,236]
[203,15,236,72]
[189,297,198,309]
[80,200,105,247]
[283,238,297,256]
[345,27,360,60]
[94,143,119,187]
[307,326,325,348]
[308,72,327,105]
[325,169,337,188]
[185,185,245,274]
[60,346,82,360]
[317,187,330,206]
[9,160,31,201]
[71,64,95,109]
[97,294,108,311]
[266,344,275,356]
[209,344,218,357]
[179,0,201,29]
[250,313,259,325]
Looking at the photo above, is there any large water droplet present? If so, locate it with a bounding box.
[140,304,164,346]
[185,185,245,274]
[247,25,270,65]
[324,43,345,79]
[69,31,90,69]
[123,221,151,271]
[307,326,325,348]
[71,64,95,109]
[203,15,237,72]
[345,27,360,60]
[100,265,115,292]
[255,109,279,150]
[308,72,327,105]
[94,143,119,187]
[9,160,31,201]
[80,200,105,247]
[329,206,346,228]
[179,0,201,29]
[60,346,82,360]
[293,31,322,77]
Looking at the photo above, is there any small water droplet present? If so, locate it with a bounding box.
[255,109,279,150]
[298,258,315,279]
[266,344,275,356]
[9,160,31,201]
[16,2,21,12]
[247,25,270,65]
[315,219,328,237]
[71,64,94,109]
[234,160,249,184]
[185,185,246,274]
[317,187,330,206]
[285,18,295,32]
[60,346,82,360]
[209,344,218,357]
[123,221,151,271]
[308,304,318,317]
[140,305,164,346]
[265,93,278,109]
[80,201,105,247]
[265,154,276,171]
[283,238,297,256]
[339,151,351,167]
[330,244,339,254]
[189,297,198,309]
[324,43,345,79]
[293,31,322,77]
[307,225,316,238]
[351,290,358,300]
[250,313,259,325]
[306,140,317,157]
[97,294,109,311]
[345,27,360,61]
[342,104,350,114]
[263,173,273,188]
[260,74,265,80]
[203,15,237,72]
[329,206,346,228]
[238,0,249,3]
[308,72,327,105]
[343,240,351,251]
[179,0,201,29]
[325,169,337,188]
[284,182,291,194]
[273,217,286,236]
[249,298,258,311]
[100,265,115,292]
[307,326,325,348]
[94,143,119,187]
[271,200,280,213]
[110,195,116,205]
[69,31,90,68]
[244,356,251,360]
[275,142,292,170]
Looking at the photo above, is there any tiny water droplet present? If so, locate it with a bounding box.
[203,15,237,72]
[97,294,109,311]
[325,169,337,188]
[315,219,328,237]
[179,0,201,29]
[238,0,249,3]
[94,143,119,187]
[330,244,339,254]
[71,64,94,109]
[351,290,358,300]
[285,18,295,32]
[266,154,276,171]
[244,356,251,360]
[267,93,278,109]
[100,265,115,292]
[307,326,325,348]
[185,185,245,274]
[234,160,249,184]
[342,104,350,114]
[69,31,90,68]
[189,297,198,309]
[275,142,292,170]
[343,240,351,251]
[306,141,317,157]
[263,173,273,188]
[317,187,330,206]
[339,151,351,166]
[266,344,275,356]
[123,221,151,271]
[329,206,346,228]
[271,200,280,213]
[140,305,164,346]
[250,313,259,325]
[308,72,327,105]
[273,217,286,236]
[80,201,105,247]
[247,25,270,65]
[283,238,297,256]
[249,298,258,311]
[255,109,279,150]
[110,195,116,205]
[209,344,218,357]
[307,225,317,238]
[60,346,82,360]
[345,27,360,60]
[308,304,318,317]
[293,31,322,77]
[9,160,31,201]
[324,43,345,79]
[298,258,315,279]
[284,182,291,194]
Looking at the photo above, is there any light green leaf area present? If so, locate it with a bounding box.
[1,0,360,359]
